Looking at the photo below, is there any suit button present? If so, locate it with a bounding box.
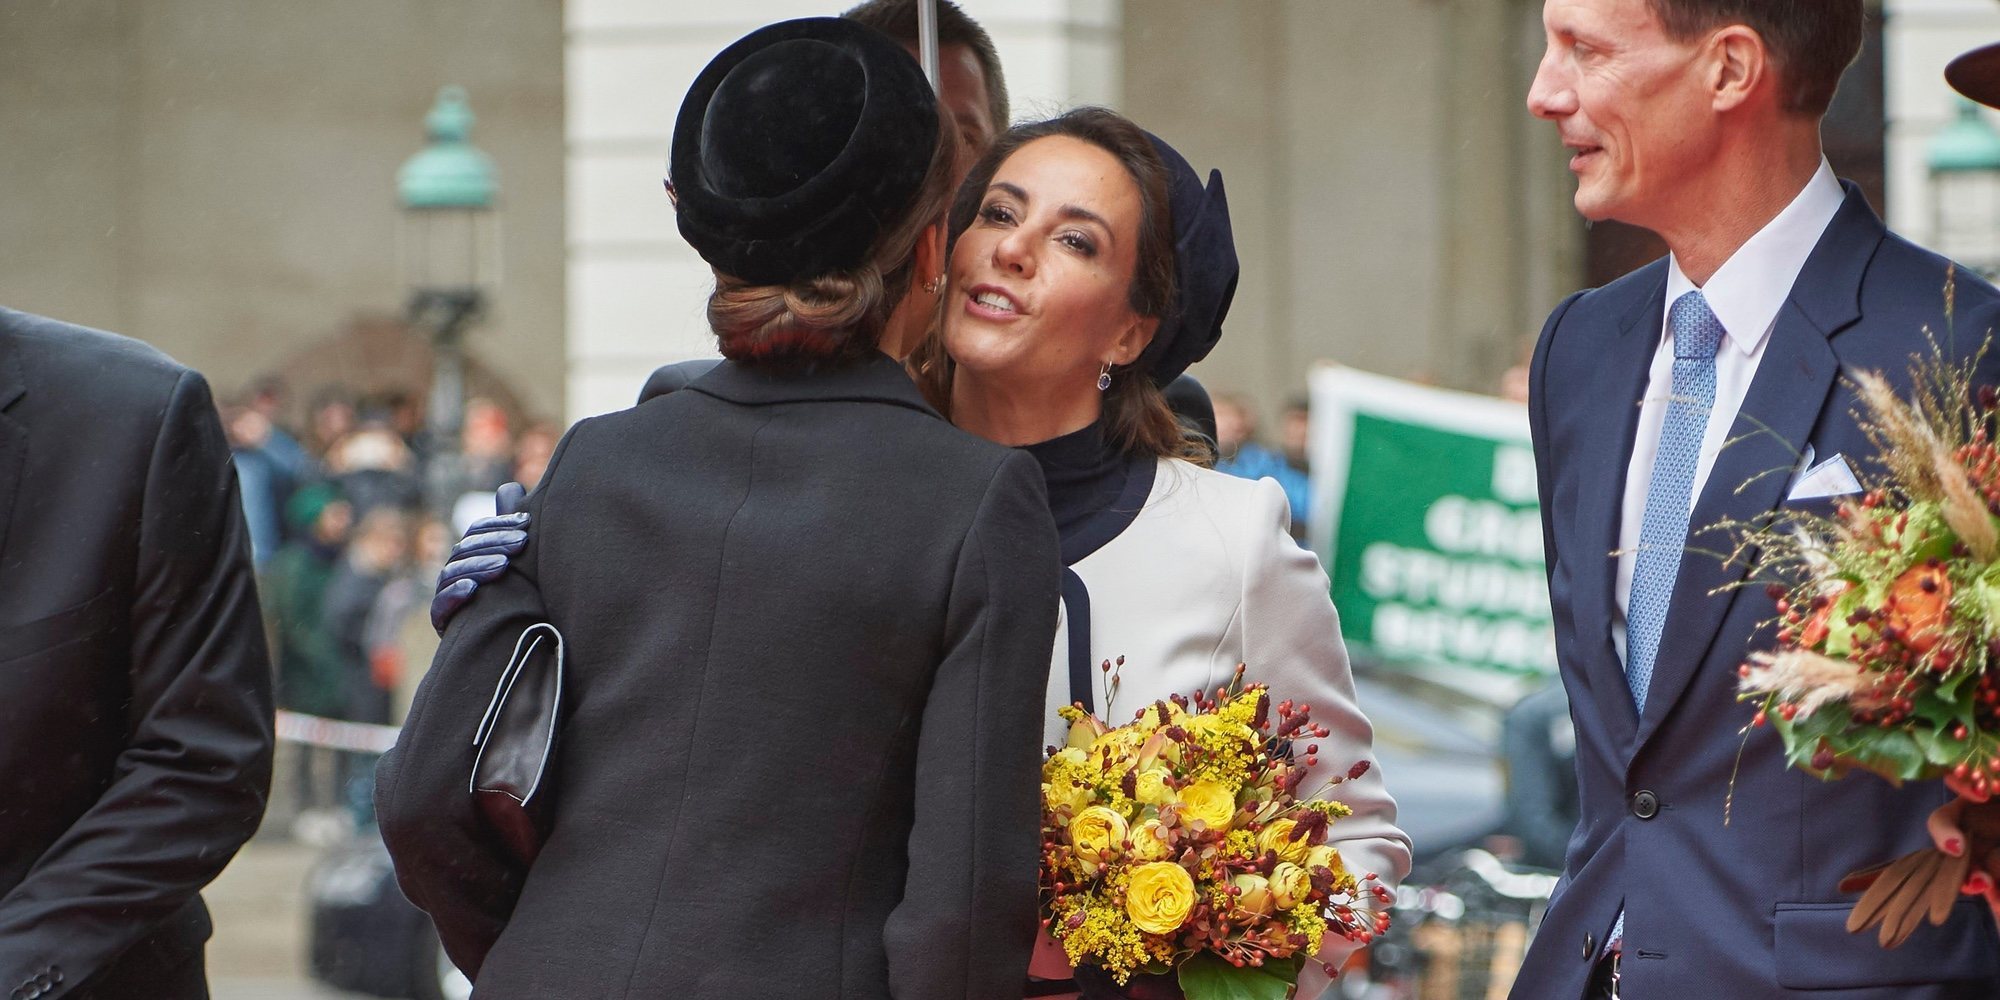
[1632,789,1660,819]
[1582,932,1596,959]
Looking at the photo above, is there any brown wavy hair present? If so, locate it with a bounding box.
[706,110,957,367]
[913,107,1210,464]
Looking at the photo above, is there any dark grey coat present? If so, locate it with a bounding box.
[376,353,1062,999]
[0,308,274,1000]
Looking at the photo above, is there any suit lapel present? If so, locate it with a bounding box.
[0,332,25,562]
[1572,266,1668,749]
[1632,187,1880,751]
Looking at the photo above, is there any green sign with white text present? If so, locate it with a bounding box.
[1309,368,1554,675]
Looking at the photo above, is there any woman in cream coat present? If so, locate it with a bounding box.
[432,107,1409,1000]
[918,108,1408,998]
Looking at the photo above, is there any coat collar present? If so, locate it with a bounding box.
[1632,182,1882,752]
[683,351,942,420]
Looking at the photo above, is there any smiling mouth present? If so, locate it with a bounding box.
[965,286,1024,319]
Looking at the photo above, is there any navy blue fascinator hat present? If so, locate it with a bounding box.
[1137,133,1238,386]
[669,17,940,285]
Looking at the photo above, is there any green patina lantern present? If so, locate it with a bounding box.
[1930,98,2000,278]
[398,85,501,303]
[397,85,501,521]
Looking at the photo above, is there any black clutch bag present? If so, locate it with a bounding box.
[470,622,564,863]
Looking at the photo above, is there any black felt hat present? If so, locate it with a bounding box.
[669,17,940,285]
[1137,134,1238,386]
[1949,42,2000,110]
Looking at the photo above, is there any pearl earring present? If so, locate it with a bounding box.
[1096,363,1112,392]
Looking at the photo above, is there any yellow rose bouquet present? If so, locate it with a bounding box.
[1039,664,1390,1000]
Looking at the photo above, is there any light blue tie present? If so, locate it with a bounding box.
[1624,290,1725,714]
[1607,290,1725,955]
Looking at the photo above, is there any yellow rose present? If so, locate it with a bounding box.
[1134,767,1176,806]
[1126,861,1197,934]
[1230,873,1275,916]
[1306,844,1345,876]
[1257,819,1312,865]
[1176,780,1238,831]
[1130,818,1173,861]
[1069,805,1130,865]
[1271,862,1314,909]
[1089,727,1148,772]
[1044,780,1091,818]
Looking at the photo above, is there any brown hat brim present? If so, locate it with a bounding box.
[1948,42,2000,109]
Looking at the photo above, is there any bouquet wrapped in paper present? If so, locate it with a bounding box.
[1038,664,1390,1000]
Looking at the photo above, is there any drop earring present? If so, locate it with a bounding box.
[1096,363,1112,392]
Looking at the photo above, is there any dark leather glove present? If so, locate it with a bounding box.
[430,482,530,634]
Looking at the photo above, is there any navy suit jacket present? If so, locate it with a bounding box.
[1514,187,2000,999]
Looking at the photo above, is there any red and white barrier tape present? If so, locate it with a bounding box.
[275,710,401,755]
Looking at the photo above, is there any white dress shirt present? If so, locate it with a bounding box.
[1611,159,1845,662]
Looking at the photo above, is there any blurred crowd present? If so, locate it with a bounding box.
[220,378,557,837]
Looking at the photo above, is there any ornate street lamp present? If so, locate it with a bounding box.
[1928,98,2000,279]
[398,85,499,518]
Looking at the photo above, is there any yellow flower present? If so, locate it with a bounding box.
[1186,713,1257,746]
[1126,862,1197,934]
[1271,862,1313,909]
[1045,780,1091,817]
[1306,844,1345,877]
[1070,806,1130,865]
[1090,727,1148,772]
[1231,873,1275,916]
[1258,818,1312,864]
[1130,818,1173,861]
[1176,779,1238,831]
[1134,766,1176,806]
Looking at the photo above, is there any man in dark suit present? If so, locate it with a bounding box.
[0,308,275,999]
[1515,2,2000,997]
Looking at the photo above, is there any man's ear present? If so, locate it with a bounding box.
[916,222,947,291]
[1710,24,1770,113]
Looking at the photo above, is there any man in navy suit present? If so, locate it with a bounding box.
[1515,1,2000,997]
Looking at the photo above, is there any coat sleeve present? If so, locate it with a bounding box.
[1227,477,1411,994]
[883,449,1062,1000]
[0,369,275,992]
[373,423,582,978]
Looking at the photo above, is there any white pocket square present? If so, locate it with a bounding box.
[1785,448,1862,502]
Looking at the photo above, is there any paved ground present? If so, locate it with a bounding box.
[206,837,373,1000]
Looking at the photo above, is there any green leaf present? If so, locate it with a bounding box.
[1914,725,1972,768]
[1865,729,1928,781]
[1178,953,1302,1000]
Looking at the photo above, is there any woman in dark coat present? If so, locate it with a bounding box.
[373,18,1062,1000]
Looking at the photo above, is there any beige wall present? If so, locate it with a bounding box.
[1122,0,1583,413]
[0,0,566,420]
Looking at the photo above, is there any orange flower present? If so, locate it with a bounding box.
[1886,565,1952,652]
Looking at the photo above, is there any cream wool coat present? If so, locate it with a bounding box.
[1034,458,1411,993]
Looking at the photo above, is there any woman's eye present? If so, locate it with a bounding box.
[980,203,1015,225]
[1060,232,1097,256]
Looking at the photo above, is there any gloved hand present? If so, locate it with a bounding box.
[430,482,530,634]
